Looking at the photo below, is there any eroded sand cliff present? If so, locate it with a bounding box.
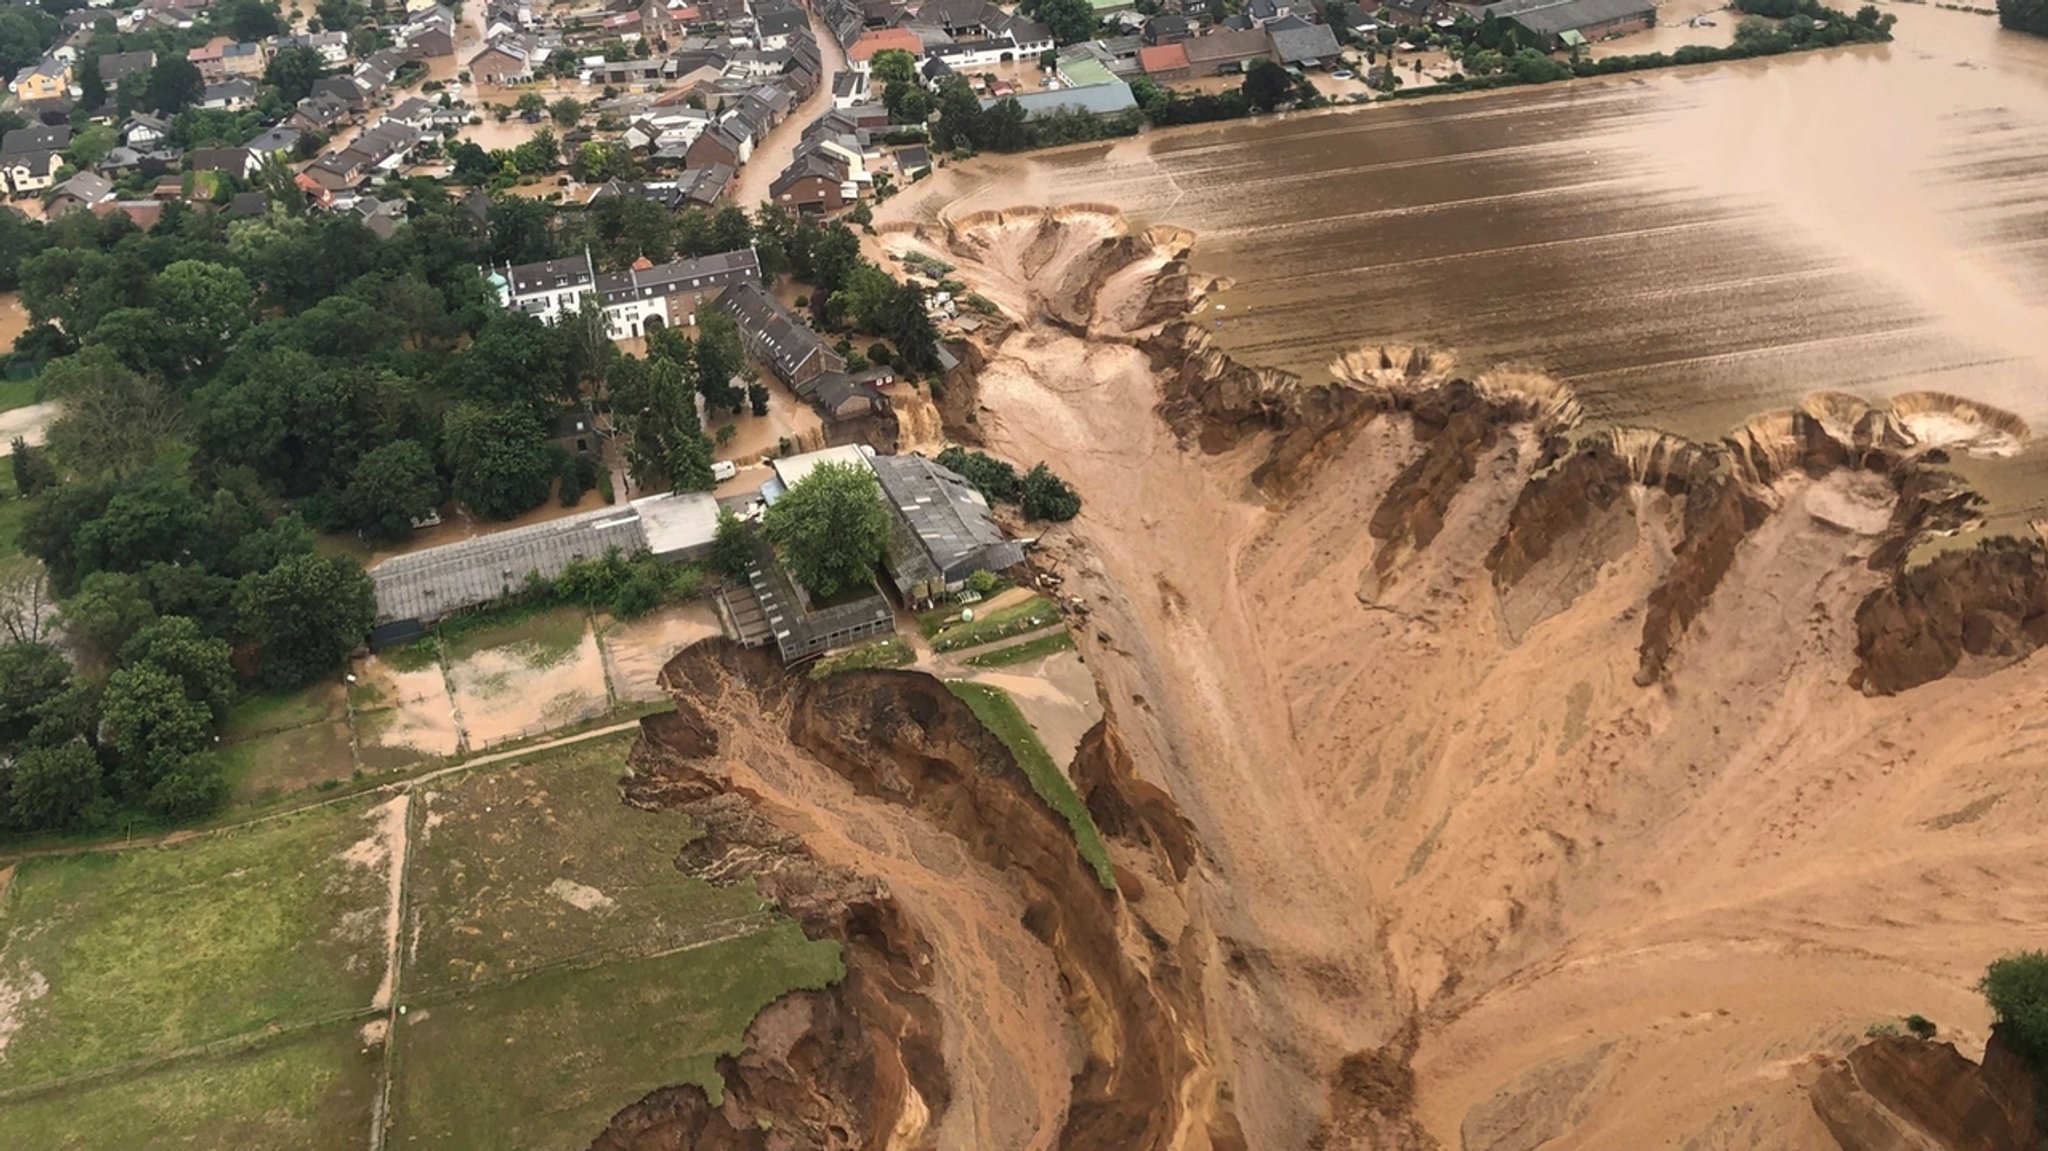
[595,207,2047,1150]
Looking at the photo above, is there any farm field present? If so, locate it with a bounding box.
[0,733,839,1150]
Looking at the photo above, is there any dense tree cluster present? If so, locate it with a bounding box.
[2001,0,2048,35]
[927,75,1144,154]
[1980,951,2048,1074]
[936,448,1082,523]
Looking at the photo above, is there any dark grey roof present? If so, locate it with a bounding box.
[1,124,69,157]
[981,80,1137,119]
[592,247,761,304]
[869,453,1026,595]
[1268,19,1340,62]
[99,49,157,81]
[370,506,650,624]
[718,282,835,384]
[1482,0,1654,36]
[507,252,596,295]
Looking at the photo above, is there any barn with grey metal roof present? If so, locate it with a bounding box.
[369,506,649,625]
[869,453,1028,601]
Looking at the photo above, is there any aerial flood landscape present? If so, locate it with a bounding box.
[0,0,2045,1147]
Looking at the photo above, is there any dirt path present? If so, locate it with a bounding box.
[0,402,58,456]
[727,5,847,210]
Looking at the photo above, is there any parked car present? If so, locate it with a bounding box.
[711,460,737,482]
[1331,69,1355,79]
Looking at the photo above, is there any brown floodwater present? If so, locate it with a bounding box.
[885,4,2048,532]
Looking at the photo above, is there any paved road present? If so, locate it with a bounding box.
[728,6,849,209]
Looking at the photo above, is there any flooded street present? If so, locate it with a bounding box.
[885,5,2048,526]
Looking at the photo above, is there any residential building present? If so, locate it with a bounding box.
[10,58,73,102]
[191,146,261,179]
[1142,13,1192,43]
[97,49,156,91]
[1139,42,1192,79]
[980,79,1138,119]
[489,247,763,336]
[846,26,924,71]
[200,77,260,110]
[1181,27,1272,74]
[220,41,267,78]
[46,171,116,217]
[1267,17,1341,65]
[717,281,846,390]
[469,34,540,83]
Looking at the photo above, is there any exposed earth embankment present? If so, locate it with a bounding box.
[853,205,2048,1149]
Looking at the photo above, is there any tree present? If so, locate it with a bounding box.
[575,139,638,183]
[1020,462,1081,522]
[937,447,1022,503]
[711,508,751,576]
[77,46,107,111]
[99,662,212,787]
[747,382,770,417]
[931,76,984,152]
[221,0,283,39]
[1035,0,1098,44]
[549,96,584,125]
[760,462,888,599]
[871,48,918,89]
[121,614,236,722]
[0,9,58,78]
[143,56,206,115]
[1981,951,2048,1072]
[442,403,554,519]
[693,311,747,414]
[883,282,943,375]
[1998,0,2048,33]
[11,437,57,496]
[60,570,157,663]
[155,260,256,375]
[316,0,366,30]
[265,44,328,104]
[340,440,443,540]
[1243,59,1293,112]
[831,263,898,332]
[9,743,104,832]
[66,123,116,169]
[0,640,70,742]
[515,91,547,119]
[234,552,374,688]
[710,204,754,253]
[0,562,54,645]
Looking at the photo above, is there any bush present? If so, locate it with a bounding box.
[1980,951,2048,1072]
[609,569,664,618]
[1020,463,1081,523]
[936,446,1022,503]
[1904,1014,1938,1039]
[966,569,1000,595]
[711,508,751,577]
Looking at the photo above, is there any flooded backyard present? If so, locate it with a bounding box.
[883,4,2048,529]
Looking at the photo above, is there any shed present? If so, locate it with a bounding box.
[368,506,650,625]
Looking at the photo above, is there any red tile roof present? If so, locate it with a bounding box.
[1139,43,1191,73]
[848,27,924,62]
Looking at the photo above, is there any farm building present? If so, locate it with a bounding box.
[869,453,1028,603]
[366,493,721,631]
[1477,0,1654,48]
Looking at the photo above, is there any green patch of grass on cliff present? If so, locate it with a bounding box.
[386,928,842,1150]
[962,629,1076,668]
[945,681,1115,889]
[809,636,914,679]
[922,594,1062,653]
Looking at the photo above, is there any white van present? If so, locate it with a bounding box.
[711,460,737,482]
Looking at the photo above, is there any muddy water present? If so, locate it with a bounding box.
[890,6,2048,524]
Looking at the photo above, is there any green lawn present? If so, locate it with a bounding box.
[945,682,1114,888]
[221,684,348,743]
[962,629,1076,668]
[0,800,393,1090]
[0,375,36,415]
[440,603,589,664]
[924,594,1063,653]
[388,927,842,1150]
[809,636,915,679]
[217,720,359,803]
[0,1023,377,1151]
[405,734,781,992]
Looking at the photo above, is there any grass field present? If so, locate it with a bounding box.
[0,800,392,1090]
[441,604,589,665]
[406,734,778,991]
[0,1024,377,1151]
[222,685,348,743]
[963,629,1076,668]
[388,928,841,1149]
[0,376,35,414]
[924,594,1063,653]
[810,636,915,679]
[945,682,1115,889]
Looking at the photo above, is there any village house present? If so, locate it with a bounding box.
[10,58,73,102]
[400,7,459,57]
[1181,27,1273,74]
[191,145,262,180]
[1267,16,1341,66]
[97,49,156,92]
[1138,42,1192,80]
[200,77,260,110]
[717,281,845,391]
[45,170,116,217]
[469,34,541,83]
[1477,0,1655,48]
[489,248,763,335]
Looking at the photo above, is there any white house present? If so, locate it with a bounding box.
[489,248,764,338]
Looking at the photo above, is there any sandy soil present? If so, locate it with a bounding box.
[673,657,1080,1151]
[352,656,463,764]
[962,649,1102,772]
[598,602,723,702]
[447,624,612,749]
[889,206,2048,1148]
[0,291,31,351]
